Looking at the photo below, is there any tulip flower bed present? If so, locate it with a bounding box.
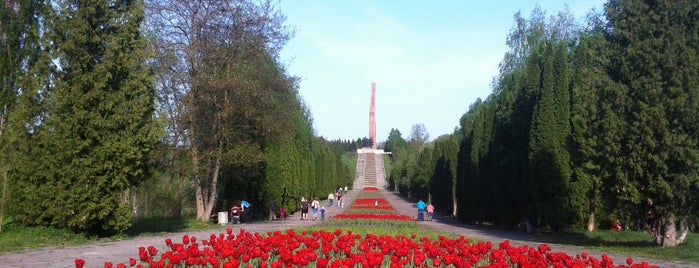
[76,228,657,268]
[75,187,658,267]
[325,188,415,226]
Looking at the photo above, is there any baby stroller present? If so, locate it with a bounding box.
[230,205,241,224]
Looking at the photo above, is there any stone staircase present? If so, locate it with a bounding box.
[354,151,386,189]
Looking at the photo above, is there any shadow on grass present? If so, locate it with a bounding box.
[541,230,657,248]
[125,217,210,237]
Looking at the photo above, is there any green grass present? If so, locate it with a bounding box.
[303,223,452,241]
[341,152,358,180]
[0,220,91,253]
[539,229,699,263]
[1,214,697,265]
[125,216,218,237]
[0,217,221,254]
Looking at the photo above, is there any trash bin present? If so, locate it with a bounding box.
[218,211,228,225]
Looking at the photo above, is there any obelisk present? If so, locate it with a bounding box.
[369,82,376,149]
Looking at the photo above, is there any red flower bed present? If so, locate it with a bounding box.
[351,198,395,210]
[332,213,413,221]
[78,229,657,268]
[363,187,378,191]
[76,188,657,267]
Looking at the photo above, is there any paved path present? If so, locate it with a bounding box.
[1,185,696,267]
[381,189,697,268]
[0,189,361,268]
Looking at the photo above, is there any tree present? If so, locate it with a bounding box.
[1,0,41,232]
[569,12,614,231]
[604,0,699,246]
[8,0,159,234]
[409,124,429,146]
[384,128,407,154]
[145,0,293,222]
[527,41,572,230]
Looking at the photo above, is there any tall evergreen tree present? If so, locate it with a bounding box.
[605,0,699,246]
[0,0,43,231]
[527,41,572,230]
[8,0,158,234]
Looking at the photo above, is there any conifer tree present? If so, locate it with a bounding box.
[0,0,43,231]
[8,0,158,234]
[605,0,699,246]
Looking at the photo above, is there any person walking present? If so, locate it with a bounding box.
[320,206,325,221]
[300,197,309,220]
[416,199,426,221]
[240,200,251,224]
[268,199,277,221]
[311,197,320,221]
[426,202,434,221]
[328,192,334,207]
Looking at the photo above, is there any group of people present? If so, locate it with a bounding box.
[328,186,347,208]
[229,200,252,224]
[300,197,325,221]
[232,188,443,224]
[416,199,434,221]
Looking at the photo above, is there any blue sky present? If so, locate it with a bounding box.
[279,0,606,142]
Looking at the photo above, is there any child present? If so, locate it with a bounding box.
[320,207,325,221]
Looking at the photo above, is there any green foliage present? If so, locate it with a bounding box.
[601,0,699,227]
[0,218,91,253]
[7,0,159,235]
[391,1,699,238]
[384,128,408,154]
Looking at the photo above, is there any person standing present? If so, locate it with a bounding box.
[311,197,320,221]
[268,199,277,221]
[320,206,325,221]
[426,202,434,221]
[328,192,334,207]
[240,200,251,224]
[300,197,309,220]
[336,190,343,208]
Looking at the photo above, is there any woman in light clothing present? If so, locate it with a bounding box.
[311,197,321,220]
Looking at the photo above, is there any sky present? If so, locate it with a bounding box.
[278,0,606,142]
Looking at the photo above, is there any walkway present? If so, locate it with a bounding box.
[0,190,362,268]
[0,151,696,267]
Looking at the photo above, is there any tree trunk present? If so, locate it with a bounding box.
[587,211,595,232]
[655,214,688,247]
[452,190,458,218]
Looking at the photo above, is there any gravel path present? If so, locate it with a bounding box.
[0,183,696,267]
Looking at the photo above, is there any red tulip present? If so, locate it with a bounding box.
[74,258,85,268]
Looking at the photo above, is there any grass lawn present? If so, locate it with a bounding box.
[1,214,697,265]
[0,217,219,254]
[542,229,699,263]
